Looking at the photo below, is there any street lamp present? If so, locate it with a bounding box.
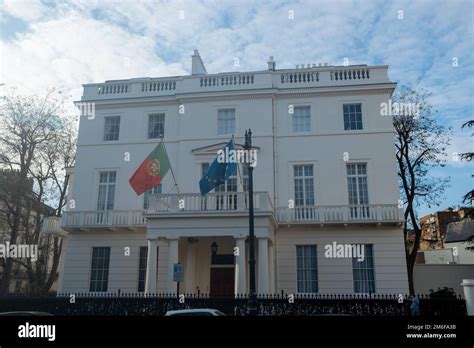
[211,241,218,256]
[245,129,257,316]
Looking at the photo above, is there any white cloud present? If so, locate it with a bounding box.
[2,0,47,22]
[0,0,472,119]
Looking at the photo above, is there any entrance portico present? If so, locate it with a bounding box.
[144,235,276,296]
[143,191,276,296]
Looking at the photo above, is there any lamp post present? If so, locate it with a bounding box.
[211,241,218,256]
[245,129,257,315]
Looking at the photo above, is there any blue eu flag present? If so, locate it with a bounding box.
[199,138,237,195]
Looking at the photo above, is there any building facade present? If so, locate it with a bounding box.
[60,51,408,296]
[420,207,472,250]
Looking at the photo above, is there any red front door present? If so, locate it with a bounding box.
[210,267,235,297]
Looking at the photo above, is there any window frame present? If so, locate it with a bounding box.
[103,115,121,141]
[296,244,318,294]
[147,113,165,139]
[217,108,236,136]
[352,244,376,294]
[293,164,315,207]
[343,103,363,131]
[97,171,117,211]
[292,105,312,133]
[89,246,111,292]
[143,184,162,210]
[137,246,160,292]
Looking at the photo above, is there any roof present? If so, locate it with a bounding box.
[445,220,474,243]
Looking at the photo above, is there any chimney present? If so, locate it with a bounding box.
[191,49,207,75]
[267,56,276,71]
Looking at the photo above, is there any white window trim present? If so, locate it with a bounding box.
[92,168,120,211]
[339,99,368,132]
[340,159,375,206]
[295,244,319,294]
[288,161,319,207]
[88,246,111,293]
[101,113,123,142]
[287,102,316,135]
[352,244,377,294]
[143,108,168,141]
[214,104,239,137]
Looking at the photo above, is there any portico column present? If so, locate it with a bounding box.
[235,237,247,295]
[268,241,275,294]
[185,238,197,294]
[145,239,158,294]
[257,237,269,294]
[167,238,179,294]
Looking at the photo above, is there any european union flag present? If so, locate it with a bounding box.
[199,138,237,195]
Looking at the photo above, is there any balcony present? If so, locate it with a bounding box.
[61,210,146,230]
[61,192,403,230]
[276,204,403,225]
[145,191,274,216]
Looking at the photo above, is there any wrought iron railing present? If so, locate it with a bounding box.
[0,293,466,316]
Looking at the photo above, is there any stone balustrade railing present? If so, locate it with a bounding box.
[80,66,390,101]
[61,199,401,230]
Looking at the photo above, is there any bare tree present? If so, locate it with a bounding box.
[393,84,451,295]
[460,120,473,205]
[0,90,76,294]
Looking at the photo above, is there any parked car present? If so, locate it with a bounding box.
[0,311,54,316]
[165,309,226,316]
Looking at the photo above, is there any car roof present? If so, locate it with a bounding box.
[166,308,218,314]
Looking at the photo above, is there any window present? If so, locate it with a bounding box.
[97,172,116,211]
[217,109,235,135]
[294,165,315,220]
[292,106,311,133]
[90,247,111,292]
[148,113,165,139]
[296,245,318,293]
[343,104,363,130]
[294,165,315,206]
[137,246,159,292]
[97,171,116,224]
[241,164,249,192]
[215,170,237,210]
[201,163,210,176]
[138,247,147,292]
[347,163,369,219]
[143,184,162,210]
[352,245,375,293]
[104,116,120,141]
[200,163,210,210]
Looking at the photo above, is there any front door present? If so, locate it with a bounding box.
[210,267,235,297]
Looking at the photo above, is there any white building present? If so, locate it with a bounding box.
[60,50,409,296]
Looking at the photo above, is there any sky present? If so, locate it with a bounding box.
[0,0,472,217]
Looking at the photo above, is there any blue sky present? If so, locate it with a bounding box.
[0,0,472,217]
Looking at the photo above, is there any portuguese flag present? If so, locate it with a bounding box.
[129,141,171,195]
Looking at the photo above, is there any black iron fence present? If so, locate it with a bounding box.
[0,292,466,316]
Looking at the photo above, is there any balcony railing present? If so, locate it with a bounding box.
[62,210,146,229]
[61,200,402,230]
[276,204,403,224]
[81,66,391,101]
[146,192,274,214]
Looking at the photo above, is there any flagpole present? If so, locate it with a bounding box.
[233,135,244,191]
[161,137,180,196]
